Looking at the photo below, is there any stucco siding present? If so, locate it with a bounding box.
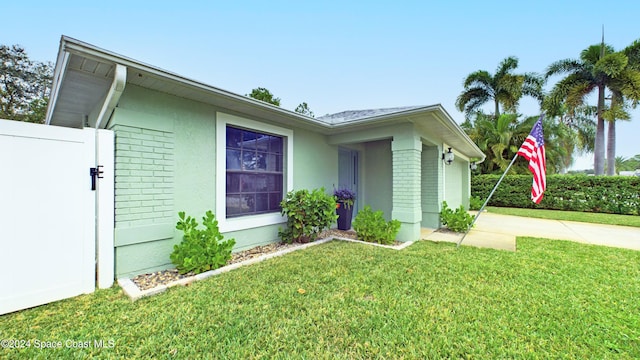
[364,140,392,219]
[292,128,338,192]
[110,85,340,277]
[224,224,281,252]
[111,85,217,277]
[444,158,464,209]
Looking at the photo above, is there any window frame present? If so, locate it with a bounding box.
[225,126,284,217]
[216,112,293,232]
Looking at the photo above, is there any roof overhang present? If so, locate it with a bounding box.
[46,36,329,132]
[325,105,485,161]
[46,36,485,162]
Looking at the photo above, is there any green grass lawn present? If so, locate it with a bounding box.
[486,206,640,227]
[2,239,639,359]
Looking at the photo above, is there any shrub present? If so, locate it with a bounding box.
[279,188,338,243]
[469,195,483,211]
[440,201,474,233]
[170,211,236,275]
[352,206,401,245]
[472,174,640,215]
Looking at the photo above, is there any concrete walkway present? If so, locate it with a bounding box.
[422,212,640,252]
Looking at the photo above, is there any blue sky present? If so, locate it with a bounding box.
[5,0,640,170]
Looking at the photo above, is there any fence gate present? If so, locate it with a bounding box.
[0,120,107,315]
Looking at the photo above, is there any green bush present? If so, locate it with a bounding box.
[279,188,338,243]
[472,174,640,215]
[469,195,483,211]
[440,201,474,233]
[170,211,236,275]
[352,206,401,245]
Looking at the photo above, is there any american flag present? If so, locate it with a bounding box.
[517,115,546,204]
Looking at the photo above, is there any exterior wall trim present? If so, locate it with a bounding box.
[114,223,175,247]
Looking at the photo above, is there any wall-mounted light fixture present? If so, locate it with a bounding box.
[470,162,477,170]
[442,147,454,165]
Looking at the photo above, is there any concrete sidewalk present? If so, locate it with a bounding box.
[422,212,640,252]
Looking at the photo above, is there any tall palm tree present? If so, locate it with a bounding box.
[605,40,640,175]
[545,44,616,175]
[603,94,631,175]
[456,56,543,118]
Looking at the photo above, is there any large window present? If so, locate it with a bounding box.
[225,126,283,217]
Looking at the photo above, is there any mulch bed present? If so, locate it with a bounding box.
[131,229,359,291]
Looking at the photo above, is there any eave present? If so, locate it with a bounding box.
[46,36,485,162]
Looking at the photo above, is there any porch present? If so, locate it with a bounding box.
[324,108,478,243]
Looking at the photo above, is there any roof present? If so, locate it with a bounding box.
[318,106,424,124]
[46,36,485,161]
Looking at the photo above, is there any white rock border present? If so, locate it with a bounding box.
[117,237,416,301]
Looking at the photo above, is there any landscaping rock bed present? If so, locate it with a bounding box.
[131,229,359,291]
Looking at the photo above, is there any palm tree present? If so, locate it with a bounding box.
[462,113,517,174]
[539,116,578,173]
[614,156,630,174]
[546,43,616,175]
[603,94,631,175]
[456,56,543,118]
[462,113,573,174]
[542,101,596,155]
[604,40,640,175]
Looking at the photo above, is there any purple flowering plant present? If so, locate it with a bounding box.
[333,188,356,209]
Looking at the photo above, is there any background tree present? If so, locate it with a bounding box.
[603,39,640,175]
[544,42,640,175]
[538,115,577,173]
[561,105,596,155]
[543,100,597,158]
[0,44,53,123]
[463,113,576,175]
[294,102,314,117]
[462,113,521,173]
[456,56,543,118]
[614,156,628,174]
[621,154,640,171]
[247,87,281,106]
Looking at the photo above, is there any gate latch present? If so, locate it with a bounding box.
[90,165,104,191]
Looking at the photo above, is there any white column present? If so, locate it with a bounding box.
[96,129,115,288]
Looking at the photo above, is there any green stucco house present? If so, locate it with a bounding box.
[46,36,485,278]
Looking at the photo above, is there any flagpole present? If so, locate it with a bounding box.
[457,153,519,248]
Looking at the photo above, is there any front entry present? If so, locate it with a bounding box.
[338,148,359,217]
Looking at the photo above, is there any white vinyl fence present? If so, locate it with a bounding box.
[0,119,114,315]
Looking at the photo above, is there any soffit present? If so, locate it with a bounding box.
[49,54,114,128]
[47,36,484,162]
[414,112,484,160]
[48,37,327,132]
